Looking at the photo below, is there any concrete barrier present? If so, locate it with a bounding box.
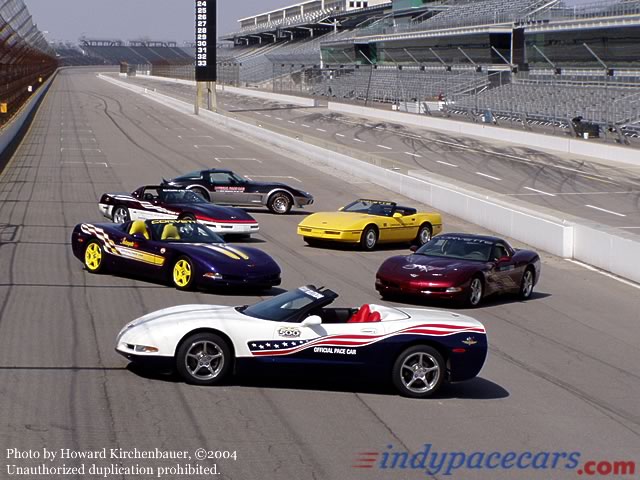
[133,73,317,107]
[328,102,640,167]
[100,74,640,283]
[0,73,56,170]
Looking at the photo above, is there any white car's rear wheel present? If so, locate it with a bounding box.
[176,333,231,386]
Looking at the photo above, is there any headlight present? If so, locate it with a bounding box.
[127,344,159,353]
[203,272,223,280]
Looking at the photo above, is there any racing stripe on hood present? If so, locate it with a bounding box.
[221,245,250,260]
[203,245,242,260]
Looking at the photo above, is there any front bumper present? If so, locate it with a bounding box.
[375,277,466,301]
[294,196,314,208]
[297,226,361,243]
[201,220,260,235]
[98,203,113,220]
[115,347,174,371]
[201,273,281,289]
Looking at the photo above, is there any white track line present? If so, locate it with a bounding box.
[377,145,392,150]
[275,117,283,121]
[476,172,502,181]
[404,152,421,158]
[565,259,640,290]
[302,124,311,128]
[585,205,626,217]
[336,133,345,137]
[288,121,296,124]
[619,226,640,229]
[316,128,327,132]
[437,161,458,167]
[353,138,365,143]
[524,187,556,197]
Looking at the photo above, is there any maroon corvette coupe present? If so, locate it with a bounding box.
[375,234,541,307]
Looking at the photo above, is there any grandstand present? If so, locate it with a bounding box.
[0,0,57,126]
[214,0,640,139]
[51,39,195,66]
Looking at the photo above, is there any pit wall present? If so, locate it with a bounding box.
[0,72,56,170]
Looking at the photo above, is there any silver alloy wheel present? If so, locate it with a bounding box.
[399,352,440,394]
[113,207,129,224]
[272,194,290,214]
[469,278,483,306]
[365,229,377,249]
[522,270,534,298]
[184,340,224,381]
[419,226,432,245]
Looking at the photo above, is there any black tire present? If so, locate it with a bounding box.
[175,332,232,386]
[465,276,484,308]
[392,345,445,398]
[171,256,195,291]
[191,187,210,202]
[84,240,105,274]
[178,213,196,221]
[519,267,535,300]
[359,226,378,251]
[414,223,433,246]
[112,205,130,224]
[267,192,293,215]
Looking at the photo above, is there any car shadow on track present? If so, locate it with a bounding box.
[95,270,287,297]
[242,209,311,217]
[126,365,509,400]
[382,291,552,310]
[303,242,415,253]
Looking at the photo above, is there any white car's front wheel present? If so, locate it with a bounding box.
[176,333,232,386]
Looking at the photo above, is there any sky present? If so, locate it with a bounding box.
[26,0,592,44]
[26,0,299,44]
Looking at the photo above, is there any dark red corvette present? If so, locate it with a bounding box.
[375,234,541,307]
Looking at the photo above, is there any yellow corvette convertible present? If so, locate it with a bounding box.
[297,199,443,251]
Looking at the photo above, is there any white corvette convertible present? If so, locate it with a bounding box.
[116,286,488,398]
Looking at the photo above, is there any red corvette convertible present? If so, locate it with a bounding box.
[375,234,541,307]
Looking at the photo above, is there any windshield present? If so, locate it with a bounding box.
[416,236,493,262]
[159,189,206,204]
[148,220,224,244]
[343,199,395,217]
[174,171,202,181]
[242,286,329,322]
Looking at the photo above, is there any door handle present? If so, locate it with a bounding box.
[360,328,377,334]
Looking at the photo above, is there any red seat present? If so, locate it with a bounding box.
[348,305,382,323]
[368,311,382,323]
[348,304,371,323]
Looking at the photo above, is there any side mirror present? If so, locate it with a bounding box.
[409,245,419,253]
[132,233,147,241]
[301,315,322,327]
[393,212,403,218]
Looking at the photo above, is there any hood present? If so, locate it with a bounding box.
[170,243,281,275]
[125,304,237,330]
[175,204,256,222]
[299,211,375,229]
[379,254,485,281]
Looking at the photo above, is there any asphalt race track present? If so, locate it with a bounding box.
[0,68,639,480]
[125,74,640,235]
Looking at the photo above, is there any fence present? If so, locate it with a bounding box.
[0,0,57,127]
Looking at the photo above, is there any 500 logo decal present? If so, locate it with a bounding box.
[353,445,636,477]
[277,327,301,338]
